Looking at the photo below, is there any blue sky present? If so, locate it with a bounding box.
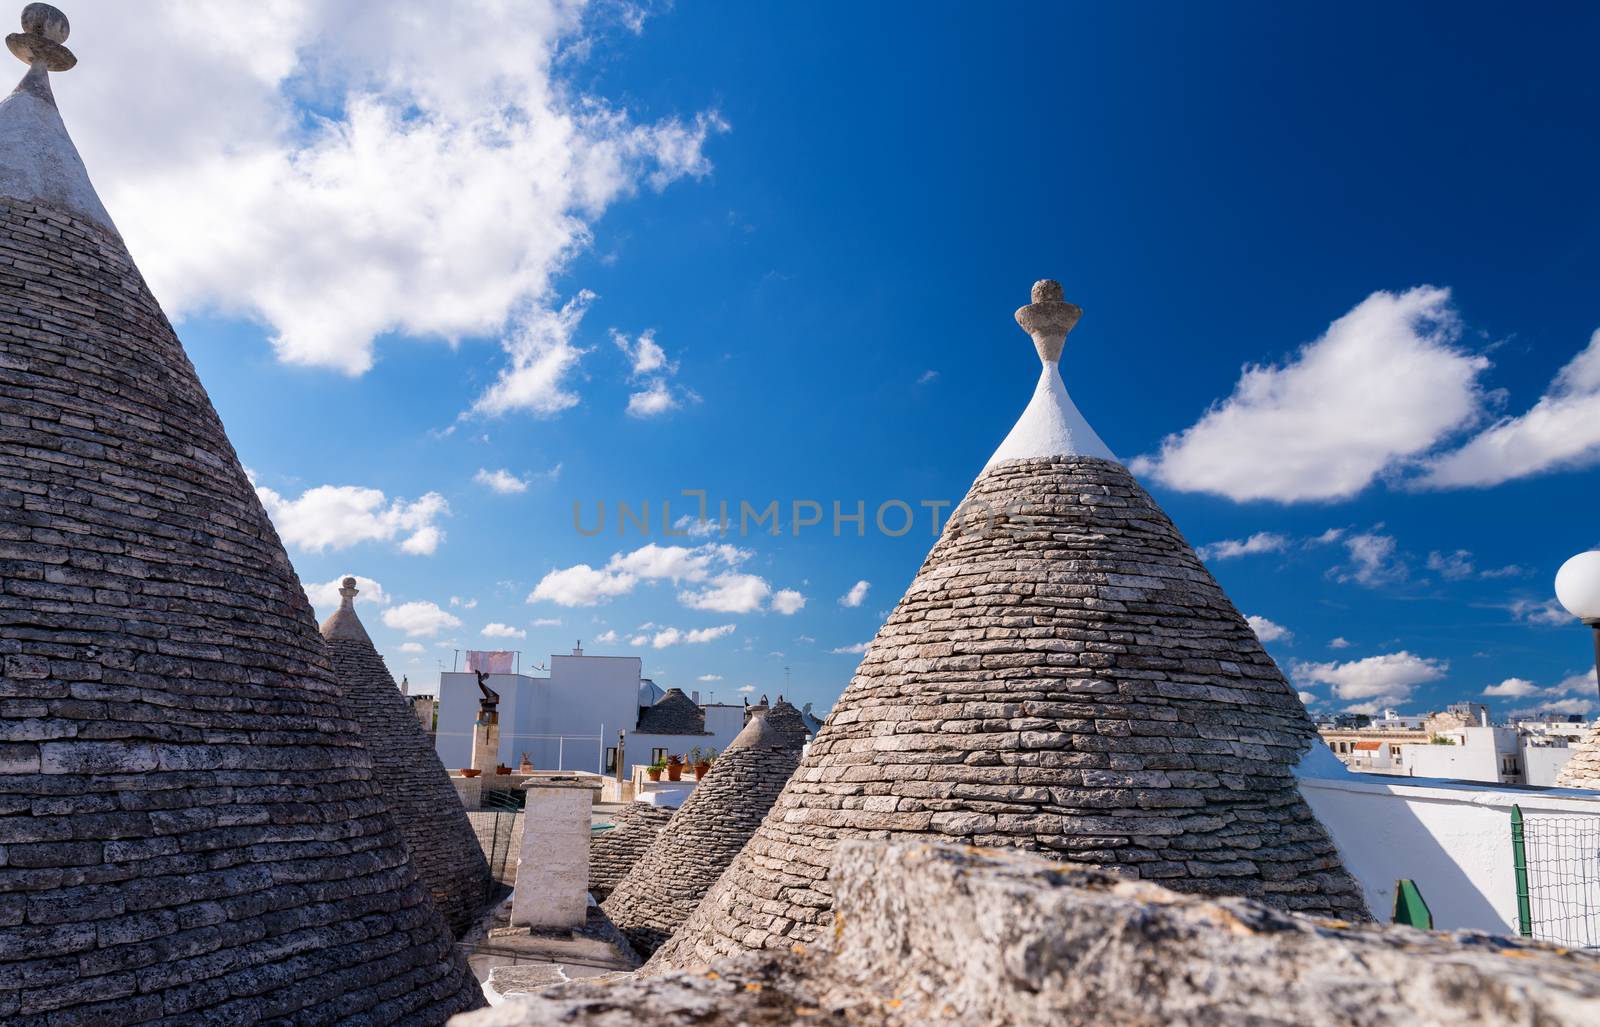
[60,2,1600,718]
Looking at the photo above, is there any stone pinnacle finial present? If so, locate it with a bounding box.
[1015,278,1082,364]
[7,4,74,72]
[339,576,359,605]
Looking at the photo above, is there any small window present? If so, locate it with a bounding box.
[604,747,617,773]
[651,747,668,764]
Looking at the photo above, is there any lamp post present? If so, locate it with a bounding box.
[1554,550,1600,701]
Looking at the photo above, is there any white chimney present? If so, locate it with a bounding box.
[572,640,583,656]
[692,689,701,705]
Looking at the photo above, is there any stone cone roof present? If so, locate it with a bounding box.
[1555,718,1600,788]
[320,579,491,937]
[0,10,479,1023]
[649,282,1367,971]
[760,697,810,748]
[603,706,805,955]
[637,686,705,735]
[589,801,675,900]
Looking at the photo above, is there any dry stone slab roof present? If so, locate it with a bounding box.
[603,706,804,955]
[650,280,1366,971]
[636,687,706,736]
[321,578,492,938]
[1555,724,1600,788]
[589,801,674,900]
[0,7,479,1022]
[459,841,1600,1027]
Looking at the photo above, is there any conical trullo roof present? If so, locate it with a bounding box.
[603,704,805,955]
[637,686,706,735]
[321,578,491,937]
[1555,709,1600,788]
[589,800,675,900]
[0,8,478,1022]
[650,279,1368,970]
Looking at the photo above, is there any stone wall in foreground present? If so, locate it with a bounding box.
[454,841,1600,1027]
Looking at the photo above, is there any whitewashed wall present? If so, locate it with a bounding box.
[1301,774,1600,945]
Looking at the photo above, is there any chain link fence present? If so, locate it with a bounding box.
[1512,805,1600,950]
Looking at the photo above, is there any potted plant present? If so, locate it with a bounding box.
[495,763,511,775]
[665,753,685,781]
[693,746,715,780]
[646,759,666,782]
[460,768,481,778]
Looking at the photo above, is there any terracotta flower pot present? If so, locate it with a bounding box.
[460,768,480,778]
[694,763,710,780]
[666,764,683,781]
[646,768,662,781]
[495,766,511,775]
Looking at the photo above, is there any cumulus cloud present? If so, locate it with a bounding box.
[256,482,447,555]
[450,596,478,609]
[382,601,463,637]
[1511,697,1599,718]
[771,589,807,615]
[531,617,562,627]
[1329,637,1352,649]
[630,624,736,648]
[303,573,388,612]
[1491,670,1597,711]
[482,622,527,639]
[1196,532,1292,562]
[1426,549,1475,581]
[1297,691,1318,706]
[1483,677,1541,698]
[1131,288,1487,502]
[60,1,724,397]
[529,542,800,614]
[737,684,755,693]
[1292,651,1448,708]
[838,580,870,608]
[831,641,871,655]
[399,642,425,654]
[1246,615,1292,643]
[697,674,722,682]
[474,468,530,494]
[593,629,619,643]
[613,329,693,418]
[1420,329,1600,487]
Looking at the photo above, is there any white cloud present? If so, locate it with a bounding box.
[697,674,722,682]
[1246,615,1292,643]
[60,2,723,395]
[1511,697,1599,718]
[1131,288,1487,502]
[1425,549,1475,580]
[916,369,939,385]
[529,563,639,606]
[1296,691,1318,706]
[1483,677,1541,698]
[831,642,871,655]
[594,629,619,643]
[1292,651,1448,706]
[1333,531,1407,587]
[771,589,807,615]
[679,573,771,614]
[532,617,562,627]
[737,684,755,693]
[399,642,425,654]
[1329,637,1352,649]
[474,468,530,494]
[482,622,527,639]
[256,482,448,554]
[1420,329,1600,488]
[626,379,677,418]
[382,601,463,637]
[611,543,746,583]
[614,328,691,418]
[637,624,736,648]
[1196,532,1291,562]
[838,580,870,608]
[303,573,388,612]
[1508,598,1575,627]
[473,293,594,417]
[450,596,478,609]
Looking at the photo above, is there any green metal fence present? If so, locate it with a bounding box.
[1510,804,1600,950]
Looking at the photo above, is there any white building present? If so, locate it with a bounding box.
[424,644,748,775]
[1399,726,1525,784]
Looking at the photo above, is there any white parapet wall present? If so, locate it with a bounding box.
[1300,773,1600,944]
[510,774,602,930]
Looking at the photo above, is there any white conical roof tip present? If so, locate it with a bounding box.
[985,278,1118,468]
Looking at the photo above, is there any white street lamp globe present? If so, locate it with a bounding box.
[1555,550,1600,623]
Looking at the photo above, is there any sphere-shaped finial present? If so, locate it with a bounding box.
[7,3,74,71]
[21,3,67,41]
[1031,279,1064,304]
[341,576,358,590]
[1015,277,1082,363]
